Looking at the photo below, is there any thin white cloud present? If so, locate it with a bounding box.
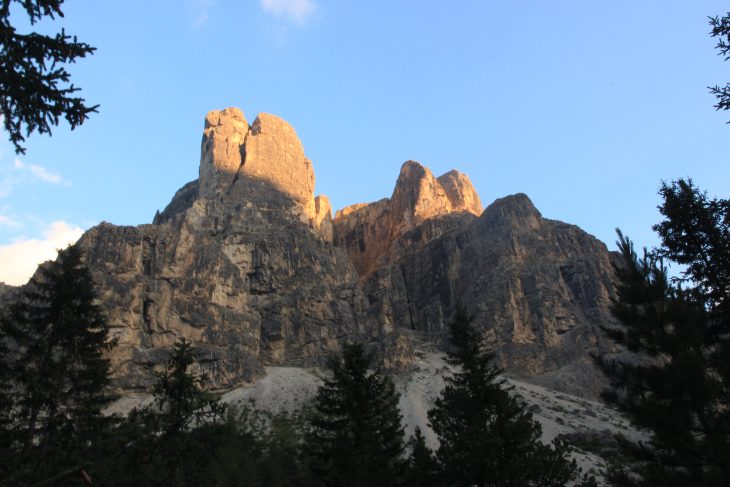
[0,221,84,286]
[13,158,66,185]
[0,215,19,227]
[0,176,17,197]
[191,0,216,28]
[261,0,316,25]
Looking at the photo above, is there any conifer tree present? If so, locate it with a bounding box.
[428,307,590,487]
[600,179,730,486]
[0,0,98,154]
[709,11,730,116]
[403,426,437,487]
[0,318,16,479]
[0,244,115,485]
[305,343,405,487]
[115,339,228,486]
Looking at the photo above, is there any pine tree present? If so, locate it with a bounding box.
[599,179,730,486]
[116,339,228,486]
[0,244,115,485]
[0,316,17,479]
[428,307,589,487]
[403,426,437,487]
[305,343,406,487]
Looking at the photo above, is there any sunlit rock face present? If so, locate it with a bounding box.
[76,108,382,390]
[437,169,483,216]
[333,160,483,279]
[334,166,619,397]
[198,107,248,197]
[198,108,320,230]
[19,106,618,397]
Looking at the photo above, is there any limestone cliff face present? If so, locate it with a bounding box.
[13,106,618,397]
[334,161,483,279]
[198,108,320,230]
[437,170,483,216]
[334,172,617,396]
[76,108,379,390]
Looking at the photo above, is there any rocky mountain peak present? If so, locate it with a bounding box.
[244,112,315,212]
[390,161,452,234]
[198,107,248,197]
[437,169,483,216]
[390,161,483,231]
[333,160,484,279]
[10,106,621,399]
[480,193,542,231]
[197,107,319,229]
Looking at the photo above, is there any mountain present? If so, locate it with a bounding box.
[75,108,377,390]
[333,162,618,396]
[20,107,619,396]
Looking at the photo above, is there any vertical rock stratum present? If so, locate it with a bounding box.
[8,107,618,396]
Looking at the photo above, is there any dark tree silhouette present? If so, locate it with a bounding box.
[118,339,228,486]
[709,12,730,117]
[0,0,98,154]
[599,179,730,486]
[305,343,406,487]
[403,426,438,487]
[0,244,115,485]
[428,307,591,487]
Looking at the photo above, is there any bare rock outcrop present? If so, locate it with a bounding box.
[199,107,248,197]
[6,106,619,398]
[70,108,388,390]
[437,169,482,216]
[243,113,315,214]
[198,108,320,229]
[314,195,333,242]
[334,160,483,279]
[335,168,617,396]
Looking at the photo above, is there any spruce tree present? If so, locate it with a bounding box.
[709,11,730,116]
[428,307,589,487]
[0,0,98,154]
[0,244,115,485]
[600,179,730,486]
[114,339,228,486]
[305,343,406,487]
[403,427,438,487]
[0,317,16,479]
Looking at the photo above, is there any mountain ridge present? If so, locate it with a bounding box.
[5,107,619,398]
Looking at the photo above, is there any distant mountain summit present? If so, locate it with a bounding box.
[21,107,618,396]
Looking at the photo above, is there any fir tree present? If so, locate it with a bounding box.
[403,426,437,487]
[709,12,730,116]
[599,179,730,486]
[0,0,98,154]
[0,314,16,479]
[116,339,228,486]
[305,343,406,487]
[0,244,115,485]
[428,306,590,487]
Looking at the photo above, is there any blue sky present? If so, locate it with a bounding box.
[0,0,728,284]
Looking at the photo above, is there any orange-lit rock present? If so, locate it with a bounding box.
[242,113,315,219]
[6,107,621,398]
[198,107,248,197]
[314,195,333,242]
[437,169,483,217]
[333,160,484,279]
